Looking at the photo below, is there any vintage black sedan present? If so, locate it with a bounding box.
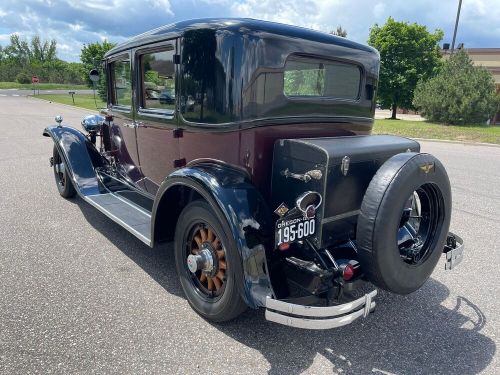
[43,18,463,329]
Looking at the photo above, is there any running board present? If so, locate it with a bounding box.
[83,193,152,246]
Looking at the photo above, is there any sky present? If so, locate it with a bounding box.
[0,0,498,62]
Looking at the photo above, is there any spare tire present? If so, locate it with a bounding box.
[356,152,451,294]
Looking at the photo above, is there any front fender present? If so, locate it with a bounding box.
[43,125,103,196]
[152,164,275,308]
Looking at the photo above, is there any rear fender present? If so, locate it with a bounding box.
[152,164,274,308]
[43,125,104,196]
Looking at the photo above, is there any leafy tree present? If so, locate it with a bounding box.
[31,35,57,62]
[368,17,443,119]
[413,51,500,124]
[330,26,347,38]
[80,40,115,101]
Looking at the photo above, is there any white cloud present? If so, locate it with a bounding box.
[0,0,497,62]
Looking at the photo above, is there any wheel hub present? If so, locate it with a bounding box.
[187,245,215,274]
[187,225,227,294]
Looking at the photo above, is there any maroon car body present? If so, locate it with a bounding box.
[44,18,463,329]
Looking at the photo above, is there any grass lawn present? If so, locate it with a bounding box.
[374,119,500,145]
[0,81,87,90]
[33,93,105,111]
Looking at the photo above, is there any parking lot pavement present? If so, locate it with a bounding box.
[0,95,499,374]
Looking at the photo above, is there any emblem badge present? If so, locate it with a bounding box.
[274,203,289,217]
[420,162,435,174]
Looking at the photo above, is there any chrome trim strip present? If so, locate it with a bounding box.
[321,210,360,224]
[265,290,377,329]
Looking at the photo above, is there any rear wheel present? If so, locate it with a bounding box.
[174,200,246,322]
[52,145,76,198]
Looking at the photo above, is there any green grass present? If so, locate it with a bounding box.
[33,93,106,111]
[0,81,87,90]
[374,119,500,145]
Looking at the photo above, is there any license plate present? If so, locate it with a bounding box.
[275,215,316,247]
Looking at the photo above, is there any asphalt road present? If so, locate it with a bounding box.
[0,89,93,97]
[1,96,499,374]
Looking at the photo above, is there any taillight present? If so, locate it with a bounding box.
[278,243,290,251]
[342,263,354,281]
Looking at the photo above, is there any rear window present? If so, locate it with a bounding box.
[284,56,361,100]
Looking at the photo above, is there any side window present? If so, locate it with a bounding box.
[140,49,175,112]
[181,29,232,124]
[111,58,132,107]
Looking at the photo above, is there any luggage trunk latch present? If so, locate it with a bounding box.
[341,156,350,176]
[281,168,322,183]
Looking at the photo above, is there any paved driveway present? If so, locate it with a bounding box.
[0,96,498,374]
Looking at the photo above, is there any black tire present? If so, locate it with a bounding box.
[356,153,451,294]
[52,145,76,199]
[174,200,247,322]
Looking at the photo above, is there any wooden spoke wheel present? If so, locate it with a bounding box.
[187,225,227,298]
[174,200,247,322]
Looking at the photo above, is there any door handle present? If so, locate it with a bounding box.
[123,122,136,128]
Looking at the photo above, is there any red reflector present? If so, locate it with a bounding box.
[342,264,354,281]
[278,243,290,251]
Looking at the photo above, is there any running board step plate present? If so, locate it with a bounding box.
[84,193,152,246]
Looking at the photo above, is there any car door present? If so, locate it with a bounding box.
[107,53,144,186]
[134,41,180,195]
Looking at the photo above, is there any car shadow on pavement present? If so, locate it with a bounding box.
[74,198,495,375]
[74,197,184,299]
[221,282,495,375]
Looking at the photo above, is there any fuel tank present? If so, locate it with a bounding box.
[271,135,420,248]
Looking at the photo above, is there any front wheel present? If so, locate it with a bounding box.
[174,200,247,322]
[52,145,76,198]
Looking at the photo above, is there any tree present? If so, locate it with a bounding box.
[368,17,443,119]
[330,25,347,38]
[80,40,115,101]
[31,35,57,62]
[413,51,500,124]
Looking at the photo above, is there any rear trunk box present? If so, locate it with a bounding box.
[271,135,420,248]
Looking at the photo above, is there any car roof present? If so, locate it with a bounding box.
[105,18,377,58]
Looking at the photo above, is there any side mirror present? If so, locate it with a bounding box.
[89,69,100,83]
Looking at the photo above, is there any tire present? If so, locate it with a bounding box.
[174,200,247,322]
[52,145,76,199]
[356,153,451,294]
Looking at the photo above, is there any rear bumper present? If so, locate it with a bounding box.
[265,290,377,330]
[443,232,464,270]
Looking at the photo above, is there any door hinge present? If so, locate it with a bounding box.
[173,128,183,138]
[173,54,180,64]
[173,158,186,168]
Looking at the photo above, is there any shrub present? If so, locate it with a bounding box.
[413,51,500,124]
[16,71,32,84]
